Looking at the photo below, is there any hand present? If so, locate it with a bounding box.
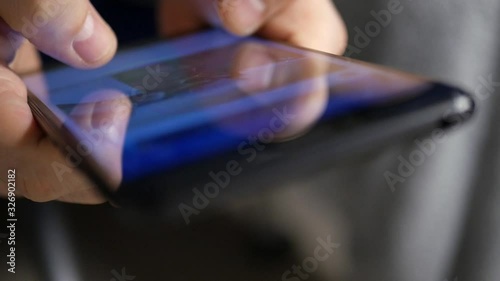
[0,0,347,204]
[158,0,347,138]
[158,0,347,55]
[0,0,117,203]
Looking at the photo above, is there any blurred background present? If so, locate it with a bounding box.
[1,0,500,280]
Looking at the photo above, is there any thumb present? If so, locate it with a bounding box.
[0,0,117,68]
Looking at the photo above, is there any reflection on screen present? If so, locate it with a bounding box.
[23,30,429,184]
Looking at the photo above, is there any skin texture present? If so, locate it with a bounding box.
[0,0,347,204]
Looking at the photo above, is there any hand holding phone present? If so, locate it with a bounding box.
[0,0,117,203]
[20,30,474,210]
[0,0,347,203]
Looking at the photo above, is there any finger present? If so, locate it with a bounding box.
[68,89,132,188]
[0,0,117,68]
[0,18,24,63]
[0,65,101,203]
[57,187,106,204]
[257,0,347,54]
[206,0,347,54]
[17,136,104,204]
[213,0,290,36]
[157,0,207,37]
[9,41,42,75]
[59,90,132,203]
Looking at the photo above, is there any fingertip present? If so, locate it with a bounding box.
[215,0,266,36]
[1,0,118,69]
[71,9,117,68]
[257,0,348,55]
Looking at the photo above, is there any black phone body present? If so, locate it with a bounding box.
[24,29,474,213]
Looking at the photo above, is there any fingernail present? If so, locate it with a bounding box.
[72,13,106,64]
[216,0,266,35]
[75,13,94,42]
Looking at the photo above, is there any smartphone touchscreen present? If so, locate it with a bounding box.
[24,29,473,207]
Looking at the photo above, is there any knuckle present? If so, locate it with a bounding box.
[6,0,82,40]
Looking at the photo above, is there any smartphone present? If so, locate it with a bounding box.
[24,29,474,211]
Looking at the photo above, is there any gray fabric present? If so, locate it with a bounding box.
[341,1,500,280]
[235,1,500,280]
[104,0,500,279]
[341,1,500,279]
